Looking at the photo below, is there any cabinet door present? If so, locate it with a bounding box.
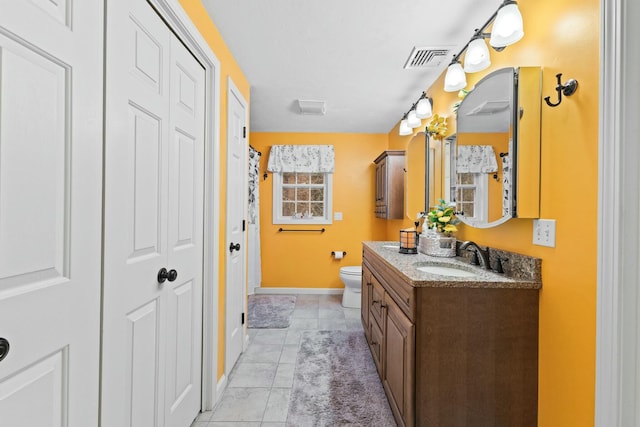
[383,295,415,427]
[370,316,384,377]
[374,158,387,218]
[362,265,373,341]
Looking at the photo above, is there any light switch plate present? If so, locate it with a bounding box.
[334,212,343,221]
[533,219,556,247]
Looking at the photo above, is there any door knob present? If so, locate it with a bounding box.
[0,338,9,362]
[157,268,178,283]
[229,242,241,253]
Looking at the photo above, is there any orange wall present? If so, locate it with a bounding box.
[390,0,599,425]
[251,133,388,288]
[178,0,250,381]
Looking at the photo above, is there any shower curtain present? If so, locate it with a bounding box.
[248,146,262,294]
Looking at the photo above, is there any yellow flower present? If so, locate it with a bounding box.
[437,211,443,217]
[439,216,451,223]
[444,224,458,233]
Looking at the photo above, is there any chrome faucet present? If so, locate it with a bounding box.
[459,241,490,270]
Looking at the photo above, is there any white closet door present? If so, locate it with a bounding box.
[164,35,205,427]
[0,1,103,426]
[102,0,205,426]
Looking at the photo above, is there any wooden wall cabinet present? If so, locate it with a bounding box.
[362,245,539,427]
[374,150,405,219]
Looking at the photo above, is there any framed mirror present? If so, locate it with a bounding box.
[405,132,442,221]
[448,66,542,228]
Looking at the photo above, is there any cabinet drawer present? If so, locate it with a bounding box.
[370,275,385,328]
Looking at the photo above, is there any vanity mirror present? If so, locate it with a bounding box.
[405,132,442,220]
[448,66,542,228]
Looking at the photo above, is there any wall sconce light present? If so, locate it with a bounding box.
[406,109,422,128]
[489,1,524,49]
[444,60,467,92]
[464,35,491,73]
[399,114,413,136]
[398,0,525,133]
[415,94,433,119]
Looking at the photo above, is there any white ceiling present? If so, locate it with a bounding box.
[201,0,504,134]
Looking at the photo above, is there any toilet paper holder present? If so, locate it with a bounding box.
[331,251,347,257]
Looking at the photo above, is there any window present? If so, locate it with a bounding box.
[455,172,487,222]
[273,172,333,224]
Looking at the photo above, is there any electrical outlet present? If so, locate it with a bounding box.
[334,212,343,221]
[533,219,556,247]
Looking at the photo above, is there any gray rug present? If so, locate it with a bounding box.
[287,330,396,426]
[247,294,296,328]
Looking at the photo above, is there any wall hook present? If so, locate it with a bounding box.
[544,73,578,107]
[263,172,268,181]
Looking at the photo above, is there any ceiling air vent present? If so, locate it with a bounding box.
[403,47,452,69]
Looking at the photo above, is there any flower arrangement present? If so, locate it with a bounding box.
[425,114,448,139]
[425,199,460,234]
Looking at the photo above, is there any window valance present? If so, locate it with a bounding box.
[456,145,498,173]
[266,145,335,173]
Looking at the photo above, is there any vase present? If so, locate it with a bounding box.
[419,229,457,257]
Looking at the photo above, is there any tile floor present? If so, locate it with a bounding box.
[190,294,366,427]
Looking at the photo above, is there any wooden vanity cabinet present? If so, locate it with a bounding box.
[374,150,405,219]
[362,245,539,427]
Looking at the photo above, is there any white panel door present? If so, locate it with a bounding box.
[225,83,248,374]
[0,1,103,426]
[102,1,205,426]
[164,35,205,427]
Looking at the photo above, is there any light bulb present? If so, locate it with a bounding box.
[399,119,412,136]
[444,62,467,92]
[490,2,524,48]
[464,37,491,73]
[407,110,421,128]
[415,98,432,119]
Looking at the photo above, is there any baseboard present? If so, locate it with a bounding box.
[253,287,344,295]
[215,374,227,405]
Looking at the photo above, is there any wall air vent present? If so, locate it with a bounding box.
[403,47,452,69]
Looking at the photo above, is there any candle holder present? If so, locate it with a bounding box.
[399,229,418,254]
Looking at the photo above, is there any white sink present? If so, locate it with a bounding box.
[416,265,477,278]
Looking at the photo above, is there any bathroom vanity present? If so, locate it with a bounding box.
[361,241,540,427]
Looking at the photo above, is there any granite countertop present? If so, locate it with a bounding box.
[363,241,542,290]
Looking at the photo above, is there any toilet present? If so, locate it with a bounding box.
[340,266,362,308]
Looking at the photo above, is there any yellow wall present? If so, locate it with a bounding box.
[182,0,598,422]
[178,0,250,381]
[251,133,389,288]
[390,0,599,424]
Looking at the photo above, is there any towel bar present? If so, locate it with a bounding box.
[278,228,325,233]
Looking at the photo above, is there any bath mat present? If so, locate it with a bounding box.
[287,330,396,426]
[247,294,296,328]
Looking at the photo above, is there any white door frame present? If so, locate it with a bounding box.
[595,0,640,424]
[147,0,222,410]
[224,77,250,374]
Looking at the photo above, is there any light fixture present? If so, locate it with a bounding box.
[415,95,433,119]
[297,99,326,115]
[397,0,525,130]
[399,115,412,136]
[464,35,491,73]
[407,109,421,128]
[489,1,524,48]
[444,60,467,92]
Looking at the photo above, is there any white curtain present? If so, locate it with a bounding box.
[248,146,262,294]
[456,145,498,173]
[266,145,335,173]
